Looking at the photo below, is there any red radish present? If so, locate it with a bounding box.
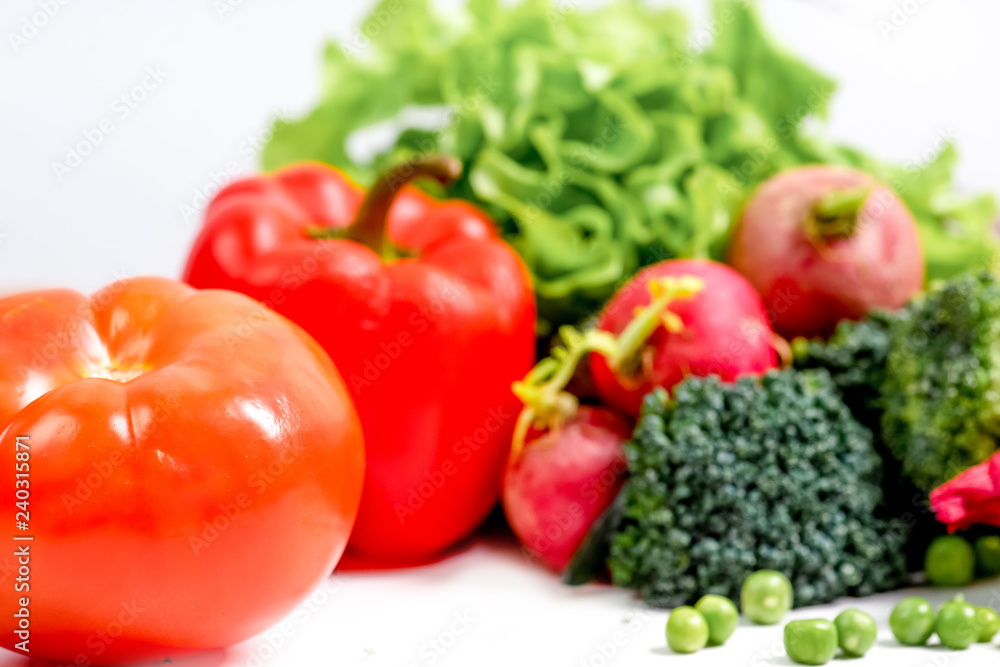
[728,165,924,338]
[502,407,632,571]
[504,259,775,571]
[590,259,778,417]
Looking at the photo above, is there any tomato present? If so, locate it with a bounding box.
[0,277,364,664]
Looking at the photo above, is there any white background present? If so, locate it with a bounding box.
[1,0,999,665]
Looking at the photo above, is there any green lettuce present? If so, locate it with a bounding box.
[263,0,997,336]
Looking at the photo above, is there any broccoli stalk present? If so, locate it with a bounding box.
[606,369,909,608]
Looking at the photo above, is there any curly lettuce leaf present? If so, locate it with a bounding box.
[263,0,997,336]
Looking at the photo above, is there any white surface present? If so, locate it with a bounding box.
[7,534,1000,667]
[1,0,999,665]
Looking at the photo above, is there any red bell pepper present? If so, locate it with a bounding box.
[184,157,536,564]
[930,454,1000,532]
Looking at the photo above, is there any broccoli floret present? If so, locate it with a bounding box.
[793,311,895,434]
[882,271,1000,492]
[793,312,945,569]
[607,369,909,608]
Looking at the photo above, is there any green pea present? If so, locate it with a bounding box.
[889,596,936,646]
[975,535,1000,577]
[924,536,975,587]
[666,606,709,654]
[741,570,793,625]
[935,594,978,650]
[694,594,739,646]
[975,606,1000,643]
[783,619,838,666]
[834,608,877,657]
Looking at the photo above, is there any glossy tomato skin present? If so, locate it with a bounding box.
[183,163,536,564]
[590,259,777,416]
[0,277,364,665]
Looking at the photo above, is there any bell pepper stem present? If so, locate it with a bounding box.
[349,156,464,257]
[508,275,703,463]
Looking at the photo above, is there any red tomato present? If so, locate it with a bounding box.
[0,277,364,665]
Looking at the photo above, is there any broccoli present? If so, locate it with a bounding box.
[881,270,1000,492]
[607,369,909,608]
[793,312,945,569]
[793,311,895,435]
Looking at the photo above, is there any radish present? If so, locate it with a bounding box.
[728,165,924,338]
[590,259,779,417]
[502,406,631,572]
[504,258,777,570]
